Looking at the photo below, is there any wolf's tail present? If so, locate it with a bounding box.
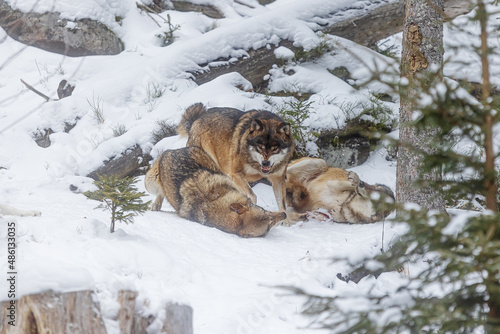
[178,103,207,137]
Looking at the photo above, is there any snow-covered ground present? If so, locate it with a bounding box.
[0,0,498,333]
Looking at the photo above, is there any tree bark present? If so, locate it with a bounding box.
[396,0,447,212]
[476,0,497,213]
[0,290,107,334]
[0,290,194,334]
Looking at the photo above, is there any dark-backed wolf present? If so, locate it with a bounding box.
[285,157,394,224]
[145,146,286,237]
[177,103,294,214]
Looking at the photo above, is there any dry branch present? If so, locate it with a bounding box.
[20,79,50,102]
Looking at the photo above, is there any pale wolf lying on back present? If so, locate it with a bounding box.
[285,158,394,224]
[145,146,286,238]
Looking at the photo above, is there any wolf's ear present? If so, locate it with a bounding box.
[278,122,291,136]
[250,119,263,133]
[230,203,247,215]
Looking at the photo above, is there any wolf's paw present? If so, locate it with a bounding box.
[348,171,360,187]
[249,193,258,204]
[150,195,164,211]
[281,219,297,227]
[282,212,306,226]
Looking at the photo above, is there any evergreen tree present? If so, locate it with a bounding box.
[85,175,151,233]
[291,1,500,333]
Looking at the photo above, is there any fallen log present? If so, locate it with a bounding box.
[86,145,152,180]
[191,0,475,89]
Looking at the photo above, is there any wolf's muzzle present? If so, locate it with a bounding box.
[261,160,271,173]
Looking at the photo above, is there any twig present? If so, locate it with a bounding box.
[234,0,255,8]
[20,79,51,102]
[136,2,161,27]
[381,219,385,252]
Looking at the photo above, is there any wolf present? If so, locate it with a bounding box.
[285,157,394,224]
[145,146,286,237]
[177,103,294,214]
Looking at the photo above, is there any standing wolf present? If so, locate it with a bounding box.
[145,146,286,237]
[177,103,295,214]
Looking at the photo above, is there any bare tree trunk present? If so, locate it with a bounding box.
[477,0,498,213]
[476,1,500,330]
[396,0,446,213]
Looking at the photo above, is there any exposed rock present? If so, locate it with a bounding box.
[316,133,371,168]
[33,120,77,148]
[171,1,223,19]
[33,128,53,148]
[87,145,153,180]
[0,0,123,56]
[257,0,276,4]
[148,0,223,18]
[57,80,76,99]
[328,66,351,83]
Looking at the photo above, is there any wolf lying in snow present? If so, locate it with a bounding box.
[285,158,394,224]
[145,146,286,237]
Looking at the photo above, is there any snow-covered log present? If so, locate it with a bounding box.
[86,145,152,180]
[192,0,475,88]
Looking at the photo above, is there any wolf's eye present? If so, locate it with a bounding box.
[257,144,265,152]
[272,146,279,153]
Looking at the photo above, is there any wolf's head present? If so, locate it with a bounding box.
[247,118,294,174]
[364,183,395,221]
[229,201,286,237]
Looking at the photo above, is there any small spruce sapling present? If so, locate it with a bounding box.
[277,98,316,157]
[85,175,151,233]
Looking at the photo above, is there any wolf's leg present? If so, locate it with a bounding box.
[287,158,328,185]
[269,172,304,226]
[151,194,164,211]
[327,180,357,193]
[327,172,368,196]
[282,211,307,226]
[230,172,258,203]
[268,173,287,212]
[347,171,368,197]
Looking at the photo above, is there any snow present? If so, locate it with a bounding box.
[0,0,498,333]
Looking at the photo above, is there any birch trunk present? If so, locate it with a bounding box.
[396,0,446,212]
